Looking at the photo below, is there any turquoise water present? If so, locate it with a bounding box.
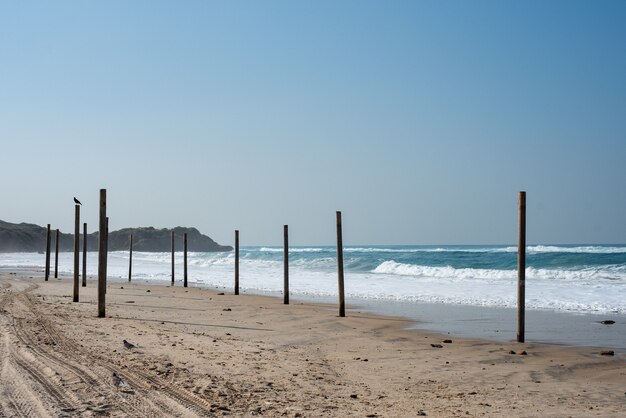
[250,244,626,271]
[3,244,626,314]
[3,244,626,348]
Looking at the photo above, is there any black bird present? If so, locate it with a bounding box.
[73,197,82,205]
[123,339,136,349]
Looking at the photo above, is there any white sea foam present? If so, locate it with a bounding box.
[2,251,625,314]
[372,260,626,282]
[525,245,626,254]
[258,247,325,253]
[259,245,626,254]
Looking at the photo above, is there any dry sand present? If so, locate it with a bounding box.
[0,271,625,417]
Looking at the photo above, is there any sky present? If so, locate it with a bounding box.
[1,0,625,246]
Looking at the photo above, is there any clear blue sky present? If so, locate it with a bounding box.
[1,1,625,245]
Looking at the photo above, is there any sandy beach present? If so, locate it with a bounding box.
[1,270,625,417]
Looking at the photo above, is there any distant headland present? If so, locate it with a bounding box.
[0,220,232,252]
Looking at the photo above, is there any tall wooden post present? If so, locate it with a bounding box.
[45,224,51,281]
[97,189,107,318]
[128,234,133,282]
[517,191,526,343]
[54,229,60,278]
[82,223,87,287]
[234,230,239,295]
[105,217,109,294]
[183,232,188,288]
[337,211,345,317]
[171,231,175,285]
[284,225,289,305]
[73,204,80,302]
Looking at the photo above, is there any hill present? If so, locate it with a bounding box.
[0,220,232,252]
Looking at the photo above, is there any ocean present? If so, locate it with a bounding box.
[3,244,626,348]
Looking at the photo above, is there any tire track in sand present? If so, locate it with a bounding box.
[2,282,151,416]
[0,283,55,417]
[17,286,215,416]
[12,291,164,417]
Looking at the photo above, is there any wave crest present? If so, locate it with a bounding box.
[372,260,626,282]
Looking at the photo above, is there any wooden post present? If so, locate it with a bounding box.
[171,231,175,285]
[105,217,109,294]
[183,232,188,288]
[82,223,87,287]
[73,204,80,302]
[45,224,51,281]
[54,228,60,279]
[128,234,133,282]
[98,189,107,318]
[336,211,345,317]
[234,230,239,295]
[284,225,289,305]
[517,191,526,343]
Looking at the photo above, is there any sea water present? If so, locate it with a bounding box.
[3,245,626,347]
[5,245,624,314]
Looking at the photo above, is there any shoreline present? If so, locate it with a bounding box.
[1,270,626,416]
[6,266,625,352]
[356,299,626,352]
[244,291,626,352]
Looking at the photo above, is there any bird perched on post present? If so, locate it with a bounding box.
[73,197,82,205]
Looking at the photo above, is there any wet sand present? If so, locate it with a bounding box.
[350,299,626,351]
[1,271,625,417]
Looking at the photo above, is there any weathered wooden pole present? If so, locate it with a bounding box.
[128,234,133,282]
[97,189,107,318]
[45,224,51,281]
[82,223,87,287]
[183,232,188,288]
[336,211,345,317]
[517,191,526,343]
[284,225,289,305]
[171,231,175,285]
[73,204,80,302]
[234,230,239,295]
[54,228,60,278]
[105,217,109,294]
